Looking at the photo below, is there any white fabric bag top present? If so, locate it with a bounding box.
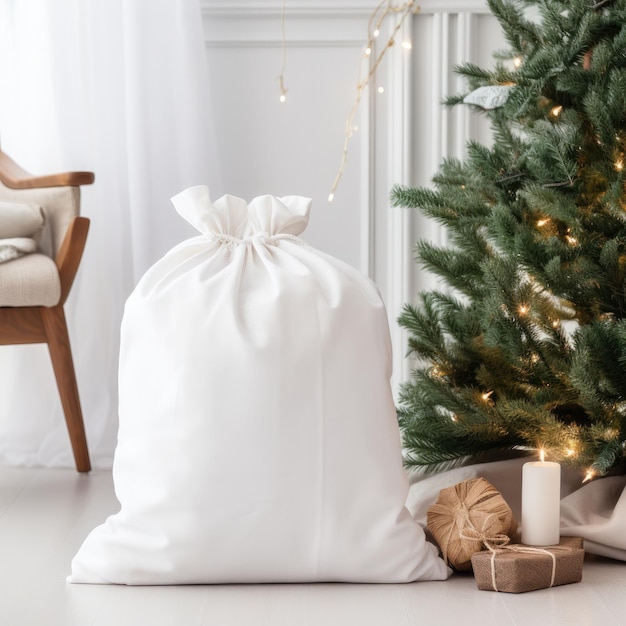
[68,186,450,585]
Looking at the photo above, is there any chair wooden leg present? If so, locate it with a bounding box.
[40,306,91,473]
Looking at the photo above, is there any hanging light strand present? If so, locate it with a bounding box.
[278,0,289,103]
[328,0,418,202]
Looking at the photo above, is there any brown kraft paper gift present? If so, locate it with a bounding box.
[471,536,584,593]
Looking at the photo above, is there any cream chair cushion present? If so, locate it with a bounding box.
[0,237,37,263]
[0,253,61,306]
[0,193,68,306]
[0,201,44,237]
[0,182,78,258]
[0,200,53,257]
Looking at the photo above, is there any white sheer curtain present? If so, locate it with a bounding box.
[0,0,219,468]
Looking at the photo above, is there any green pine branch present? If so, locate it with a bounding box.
[393,0,626,477]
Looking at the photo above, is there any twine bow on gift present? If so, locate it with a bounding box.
[457,509,570,591]
[209,232,307,249]
[486,541,569,592]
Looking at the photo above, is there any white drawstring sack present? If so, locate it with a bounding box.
[68,186,450,584]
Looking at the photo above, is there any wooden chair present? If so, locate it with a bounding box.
[0,150,94,472]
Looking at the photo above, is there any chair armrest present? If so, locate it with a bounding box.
[0,150,94,189]
[56,217,90,305]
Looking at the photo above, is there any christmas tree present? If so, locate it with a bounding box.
[392,0,626,479]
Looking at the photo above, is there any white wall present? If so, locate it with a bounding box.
[201,0,504,393]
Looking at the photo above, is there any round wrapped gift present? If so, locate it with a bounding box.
[427,477,518,571]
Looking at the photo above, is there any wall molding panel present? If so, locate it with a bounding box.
[201,1,491,16]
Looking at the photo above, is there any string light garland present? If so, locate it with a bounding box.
[278,0,288,103]
[328,0,418,203]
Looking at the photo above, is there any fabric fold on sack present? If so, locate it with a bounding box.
[68,186,450,585]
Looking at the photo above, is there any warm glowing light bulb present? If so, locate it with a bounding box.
[373,29,380,38]
[377,86,385,94]
[583,469,594,483]
[513,56,522,68]
[566,235,578,245]
[279,94,286,103]
[551,105,563,117]
[365,47,372,56]
[518,304,529,316]
[552,320,560,328]
[537,218,549,227]
[402,41,412,50]
[481,391,493,401]
[615,159,624,172]
[566,448,575,457]
[328,193,335,203]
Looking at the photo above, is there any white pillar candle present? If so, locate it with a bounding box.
[521,452,561,546]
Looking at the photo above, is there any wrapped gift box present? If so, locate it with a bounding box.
[471,536,584,593]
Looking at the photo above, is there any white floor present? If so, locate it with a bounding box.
[1,468,625,626]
